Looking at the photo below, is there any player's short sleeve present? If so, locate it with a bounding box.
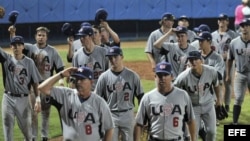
[50,87,72,103]
[52,48,64,72]
[133,72,144,97]
[145,33,155,53]
[227,40,235,61]
[135,94,149,126]
[94,71,107,97]
[183,90,195,122]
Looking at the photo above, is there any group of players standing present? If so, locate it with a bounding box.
[1,8,250,141]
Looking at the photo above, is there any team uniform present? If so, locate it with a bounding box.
[145,29,177,64]
[32,44,64,139]
[72,46,109,90]
[211,29,238,108]
[135,87,195,141]
[0,47,42,141]
[48,87,114,141]
[228,35,250,124]
[174,65,219,141]
[95,67,144,141]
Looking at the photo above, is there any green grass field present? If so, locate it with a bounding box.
[0,41,250,141]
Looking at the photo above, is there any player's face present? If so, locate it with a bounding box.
[240,24,250,35]
[163,19,174,28]
[218,19,228,27]
[155,72,173,91]
[35,30,48,47]
[108,55,123,70]
[198,40,210,50]
[188,58,202,69]
[80,35,91,47]
[178,20,189,28]
[100,28,109,43]
[75,77,92,97]
[11,43,24,55]
[92,28,101,45]
[177,33,188,46]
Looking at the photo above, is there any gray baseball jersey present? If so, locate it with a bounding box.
[50,87,114,141]
[202,51,225,79]
[72,39,82,53]
[95,67,144,111]
[187,30,197,43]
[160,43,198,77]
[72,46,109,90]
[0,47,42,141]
[211,29,238,55]
[228,36,250,73]
[145,29,177,64]
[135,87,195,140]
[34,44,64,79]
[174,65,219,106]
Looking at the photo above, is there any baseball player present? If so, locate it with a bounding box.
[211,14,238,112]
[38,66,114,141]
[1,36,42,141]
[174,50,222,141]
[177,15,197,43]
[191,24,220,53]
[72,26,109,90]
[94,46,144,141]
[134,61,196,141]
[226,18,250,125]
[145,12,177,71]
[66,22,91,62]
[31,27,65,141]
[153,26,198,78]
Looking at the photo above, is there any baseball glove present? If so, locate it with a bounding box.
[215,105,228,120]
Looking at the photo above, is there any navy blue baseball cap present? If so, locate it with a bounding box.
[75,26,94,36]
[155,62,172,74]
[195,31,212,41]
[178,15,189,21]
[174,26,188,34]
[11,36,24,45]
[106,46,123,56]
[71,66,93,80]
[161,12,175,21]
[187,51,202,60]
[193,24,211,32]
[95,8,108,25]
[80,22,91,27]
[239,18,250,26]
[218,13,229,20]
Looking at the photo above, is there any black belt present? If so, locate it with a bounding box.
[149,136,181,141]
[4,91,28,97]
[111,108,132,113]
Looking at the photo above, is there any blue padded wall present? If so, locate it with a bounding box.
[0,0,241,23]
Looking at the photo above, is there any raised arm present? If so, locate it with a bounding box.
[100,21,120,44]
[153,28,175,48]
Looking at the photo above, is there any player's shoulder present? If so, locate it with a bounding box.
[231,36,241,43]
[203,64,218,73]
[173,87,189,97]
[123,67,140,77]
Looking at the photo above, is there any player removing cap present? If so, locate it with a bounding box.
[1,36,42,141]
[134,61,196,141]
[174,50,221,141]
[38,66,114,141]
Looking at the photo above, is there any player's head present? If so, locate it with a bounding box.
[195,31,212,48]
[174,26,188,45]
[75,26,94,46]
[92,25,102,45]
[218,13,229,27]
[159,12,175,28]
[106,46,123,69]
[10,35,25,52]
[35,26,50,46]
[178,15,190,28]
[155,62,173,90]
[71,66,93,94]
[193,24,211,35]
[187,51,203,69]
[239,18,250,35]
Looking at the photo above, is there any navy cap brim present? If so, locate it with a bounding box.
[155,70,171,74]
[71,73,89,79]
[75,33,88,36]
[106,53,120,56]
[194,37,205,40]
[187,56,201,59]
[11,42,24,45]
